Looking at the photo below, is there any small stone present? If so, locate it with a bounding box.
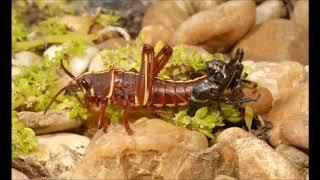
[242,86,273,115]
[88,53,105,72]
[37,133,90,157]
[139,24,173,46]
[94,37,128,50]
[233,19,308,65]
[43,45,64,62]
[12,51,41,67]
[69,46,99,77]
[61,15,94,33]
[280,114,309,149]
[69,118,208,179]
[176,142,239,180]
[12,51,42,77]
[12,168,29,180]
[276,144,309,174]
[143,1,189,32]
[267,82,308,148]
[255,0,287,25]
[20,144,80,178]
[18,133,90,178]
[292,0,308,31]
[188,0,220,12]
[215,174,237,180]
[243,60,307,101]
[17,110,83,135]
[172,0,256,53]
[217,127,304,179]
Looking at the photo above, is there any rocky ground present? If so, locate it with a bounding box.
[12,0,309,179]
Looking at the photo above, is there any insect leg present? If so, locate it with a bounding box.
[97,100,110,132]
[152,44,173,76]
[220,92,261,104]
[135,44,155,106]
[122,107,133,135]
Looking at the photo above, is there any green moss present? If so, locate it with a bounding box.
[12,42,89,119]
[106,105,124,123]
[96,12,120,27]
[14,33,97,52]
[173,103,241,139]
[12,10,28,49]
[34,0,68,17]
[12,111,37,158]
[32,17,68,36]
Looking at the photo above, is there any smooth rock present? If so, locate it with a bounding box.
[276,144,309,174]
[12,51,41,77]
[217,127,304,179]
[12,51,41,67]
[143,1,189,32]
[88,53,105,72]
[214,174,237,180]
[69,46,99,76]
[243,60,307,101]
[280,113,309,149]
[61,15,94,33]
[18,133,89,178]
[292,0,308,31]
[267,82,308,148]
[305,65,309,80]
[12,66,21,77]
[187,0,220,12]
[172,0,256,53]
[37,133,90,157]
[69,118,208,179]
[20,144,80,179]
[233,19,308,65]
[242,86,273,115]
[94,37,128,50]
[12,168,30,180]
[139,24,173,46]
[43,45,64,62]
[176,142,239,180]
[17,110,83,135]
[255,0,287,25]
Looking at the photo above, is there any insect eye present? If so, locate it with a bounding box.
[81,79,89,88]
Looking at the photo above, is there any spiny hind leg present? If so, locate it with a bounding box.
[97,100,110,133]
[122,107,133,135]
[136,44,155,105]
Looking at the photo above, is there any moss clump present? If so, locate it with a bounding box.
[96,12,121,27]
[12,111,37,158]
[12,41,88,119]
[12,10,28,49]
[173,102,242,139]
[32,17,68,36]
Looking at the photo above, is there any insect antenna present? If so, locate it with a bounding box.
[43,84,78,115]
[60,59,76,80]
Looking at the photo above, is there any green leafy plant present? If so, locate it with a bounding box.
[96,12,120,27]
[12,10,28,49]
[12,41,88,119]
[32,17,68,36]
[173,103,242,139]
[12,111,37,158]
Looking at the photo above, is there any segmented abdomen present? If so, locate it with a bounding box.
[150,77,206,108]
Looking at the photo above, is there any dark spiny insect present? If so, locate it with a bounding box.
[44,44,260,135]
